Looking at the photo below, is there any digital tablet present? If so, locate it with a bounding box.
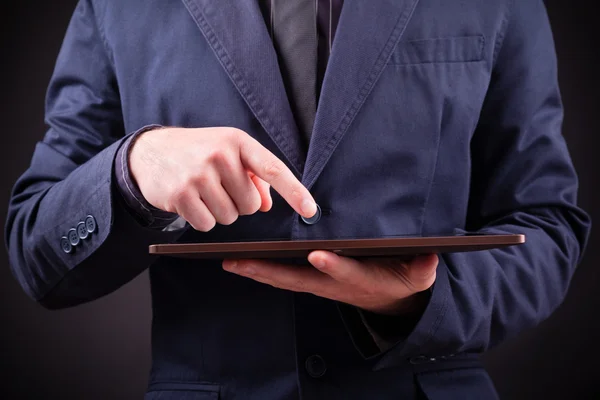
[149,233,525,260]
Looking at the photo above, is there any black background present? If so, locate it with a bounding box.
[1,1,599,398]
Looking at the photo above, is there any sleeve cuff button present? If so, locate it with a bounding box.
[60,236,73,254]
[85,215,97,233]
[68,228,80,246]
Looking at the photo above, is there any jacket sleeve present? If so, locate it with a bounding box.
[372,0,591,368]
[4,0,185,309]
[113,125,179,229]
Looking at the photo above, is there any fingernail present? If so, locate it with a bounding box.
[314,258,327,269]
[301,199,317,217]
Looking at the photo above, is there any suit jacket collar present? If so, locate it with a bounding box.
[181,0,306,175]
[181,0,421,185]
[303,0,421,188]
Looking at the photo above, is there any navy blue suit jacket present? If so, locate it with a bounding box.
[5,0,591,398]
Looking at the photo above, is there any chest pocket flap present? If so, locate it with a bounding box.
[389,35,485,65]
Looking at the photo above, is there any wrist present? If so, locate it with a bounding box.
[128,125,160,183]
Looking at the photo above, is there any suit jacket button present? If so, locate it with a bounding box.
[60,236,73,254]
[300,204,322,225]
[77,222,89,240]
[68,228,80,246]
[85,215,97,233]
[305,355,327,378]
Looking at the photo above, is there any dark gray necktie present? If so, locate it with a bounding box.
[270,0,318,141]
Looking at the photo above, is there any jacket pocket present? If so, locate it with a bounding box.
[145,382,220,400]
[416,368,499,400]
[388,35,484,65]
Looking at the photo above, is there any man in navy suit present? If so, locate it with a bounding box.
[5,0,591,398]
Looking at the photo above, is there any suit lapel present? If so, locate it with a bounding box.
[303,0,421,189]
[181,0,306,175]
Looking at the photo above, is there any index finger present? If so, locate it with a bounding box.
[238,135,317,218]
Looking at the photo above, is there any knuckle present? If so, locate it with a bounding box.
[220,211,239,226]
[177,172,207,192]
[261,160,284,182]
[238,193,262,215]
[218,128,244,150]
[232,128,248,144]
[165,186,190,213]
[195,217,216,232]
[290,187,303,202]
[224,127,243,141]
[206,148,230,167]
[194,171,212,188]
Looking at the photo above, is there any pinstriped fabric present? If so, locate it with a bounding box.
[271,0,318,142]
[257,0,344,140]
[316,0,343,96]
